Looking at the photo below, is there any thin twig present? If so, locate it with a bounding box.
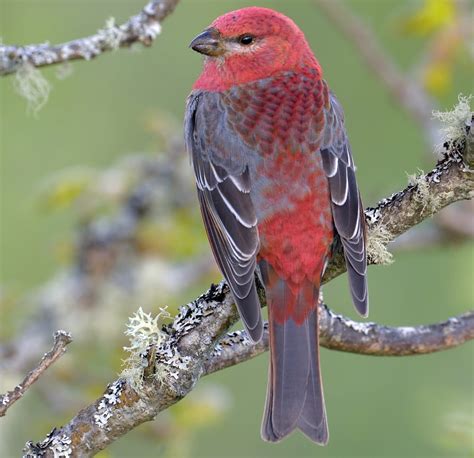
[315,0,439,146]
[0,0,180,76]
[0,330,72,417]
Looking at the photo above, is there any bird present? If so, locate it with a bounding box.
[185,6,368,445]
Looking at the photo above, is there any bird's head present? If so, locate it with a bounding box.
[190,7,320,91]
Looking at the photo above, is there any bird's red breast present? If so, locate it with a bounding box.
[210,70,334,324]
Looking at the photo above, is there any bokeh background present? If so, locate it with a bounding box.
[1,0,473,457]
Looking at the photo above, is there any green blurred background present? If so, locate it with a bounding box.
[1,0,473,457]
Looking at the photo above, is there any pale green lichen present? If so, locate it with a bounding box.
[121,307,170,390]
[433,95,472,151]
[367,225,393,265]
[407,169,442,214]
[13,63,51,114]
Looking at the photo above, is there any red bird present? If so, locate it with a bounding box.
[185,7,368,444]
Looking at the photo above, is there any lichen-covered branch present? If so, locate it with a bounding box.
[22,116,474,455]
[392,200,474,251]
[323,115,474,284]
[318,307,474,356]
[0,330,72,417]
[204,308,474,374]
[0,0,180,76]
[22,282,240,458]
[0,151,207,376]
[22,281,474,457]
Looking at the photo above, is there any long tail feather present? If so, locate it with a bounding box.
[261,278,328,444]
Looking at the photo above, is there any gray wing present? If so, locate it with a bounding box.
[184,90,263,341]
[320,91,368,316]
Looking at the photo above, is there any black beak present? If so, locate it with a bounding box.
[189,28,224,57]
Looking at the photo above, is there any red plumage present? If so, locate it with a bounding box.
[185,7,368,445]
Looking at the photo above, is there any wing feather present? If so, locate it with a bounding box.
[185,91,263,341]
[321,91,368,316]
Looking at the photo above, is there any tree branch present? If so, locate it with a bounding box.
[204,307,474,375]
[323,126,474,284]
[22,282,240,458]
[392,200,474,251]
[22,123,473,456]
[0,330,72,417]
[22,282,474,457]
[0,0,180,76]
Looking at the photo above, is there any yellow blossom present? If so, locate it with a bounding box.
[401,0,456,36]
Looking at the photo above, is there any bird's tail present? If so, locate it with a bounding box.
[260,268,328,445]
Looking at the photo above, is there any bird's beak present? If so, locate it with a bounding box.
[189,28,225,57]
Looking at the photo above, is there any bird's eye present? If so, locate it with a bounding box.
[239,34,254,45]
